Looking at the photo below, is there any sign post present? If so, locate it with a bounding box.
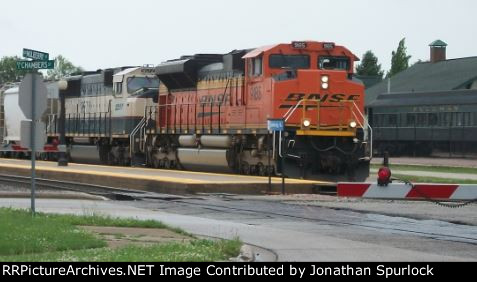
[267,119,285,194]
[17,48,54,216]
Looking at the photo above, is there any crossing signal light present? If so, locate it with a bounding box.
[377,167,392,186]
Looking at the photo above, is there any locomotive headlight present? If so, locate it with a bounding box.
[321,75,329,83]
[303,118,311,127]
[349,121,357,128]
[321,82,329,89]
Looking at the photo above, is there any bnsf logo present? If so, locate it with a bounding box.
[285,93,360,102]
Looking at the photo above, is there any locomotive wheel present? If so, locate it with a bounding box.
[170,160,176,169]
[153,157,160,169]
[257,162,266,176]
[266,165,274,176]
[250,165,257,175]
[241,162,250,175]
[163,158,170,169]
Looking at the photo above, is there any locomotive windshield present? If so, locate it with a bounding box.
[269,54,310,69]
[318,56,349,70]
[127,77,159,94]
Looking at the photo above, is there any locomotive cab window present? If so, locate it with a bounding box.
[318,56,349,70]
[269,54,310,69]
[127,77,160,94]
[114,82,123,96]
[249,56,263,77]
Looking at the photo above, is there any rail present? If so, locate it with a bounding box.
[0,173,147,200]
[47,111,112,137]
[155,101,228,133]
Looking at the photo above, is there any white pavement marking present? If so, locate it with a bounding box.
[0,198,473,261]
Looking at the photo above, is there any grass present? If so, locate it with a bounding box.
[371,163,477,174]
[0,208,106,256]
[1,239,242,262]
[0,208,241,262]
[391,174,477,185]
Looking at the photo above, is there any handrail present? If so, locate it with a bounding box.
[351,101,373,160]
[129,107,147,159]
[283,99,373,160]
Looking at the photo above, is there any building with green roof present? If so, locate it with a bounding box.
[365,40,477,105]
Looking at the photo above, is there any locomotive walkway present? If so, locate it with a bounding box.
[0,158,329,195]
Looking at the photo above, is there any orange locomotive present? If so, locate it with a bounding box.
[145,41,371,181]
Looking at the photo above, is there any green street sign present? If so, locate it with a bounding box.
[16,60,55,70]
[23,48,49,61]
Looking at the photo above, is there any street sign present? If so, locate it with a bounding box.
[16,60,54,70]
[23,48,49,61]
[17,48,52,217]
[20,120,46,150]
[267,118,285,131]
[19,73,47,120]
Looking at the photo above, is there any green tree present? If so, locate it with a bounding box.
[47,55,83,80]
[0,56,28,85]
[356,50,384,79]
[387,38,412,77]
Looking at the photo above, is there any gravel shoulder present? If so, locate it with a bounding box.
[235,194,477,226]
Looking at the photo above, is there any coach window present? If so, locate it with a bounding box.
[387,114,397,126]
[440,112,451,127]
[417,113,427,126]
[428,113,438,126]
[464,112,471,126]
[406,113,415,126]
[452,112,463,126]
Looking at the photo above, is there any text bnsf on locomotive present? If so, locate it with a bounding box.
[36,41,371,181]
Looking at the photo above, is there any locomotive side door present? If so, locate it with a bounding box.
[228,76,246,128]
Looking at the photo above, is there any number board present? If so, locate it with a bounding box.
[292,41,307,49]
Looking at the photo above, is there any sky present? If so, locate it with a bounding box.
[1,0,476,73]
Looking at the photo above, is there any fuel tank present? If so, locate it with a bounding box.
[69,145,101,164]
[177,148,233,173]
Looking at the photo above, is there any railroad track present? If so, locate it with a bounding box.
[140,195,477,246]
[1,173,476,246]
[0,174,152,200]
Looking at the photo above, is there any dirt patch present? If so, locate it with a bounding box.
[81,226,192,248]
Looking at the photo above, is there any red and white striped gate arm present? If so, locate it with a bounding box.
[337,182,477,201]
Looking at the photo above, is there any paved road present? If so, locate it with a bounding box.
[1,194,476,261]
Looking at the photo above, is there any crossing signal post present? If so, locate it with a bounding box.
[267,119,285,194]
[17,48,54,216]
